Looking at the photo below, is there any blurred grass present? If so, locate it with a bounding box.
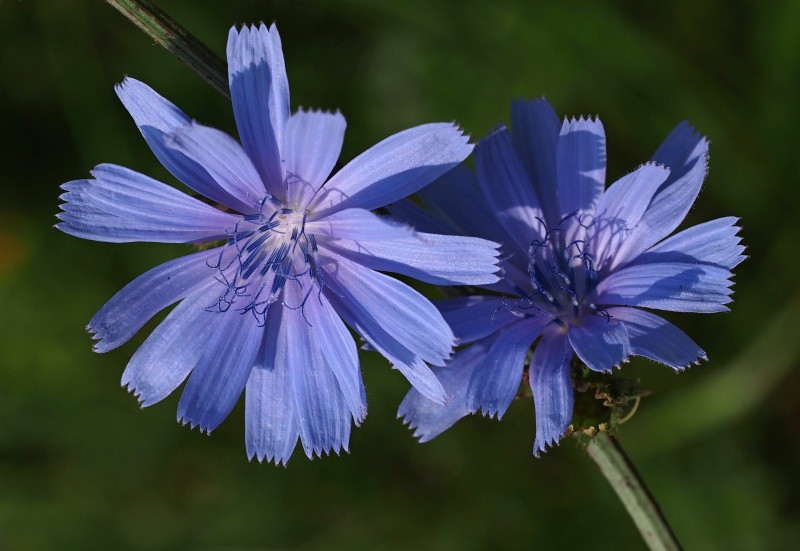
[1,0,799,549]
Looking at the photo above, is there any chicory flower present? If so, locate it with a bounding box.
[397,98,744,455]
[57,24,500,464]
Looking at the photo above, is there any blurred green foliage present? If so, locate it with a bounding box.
[1,0,799,549]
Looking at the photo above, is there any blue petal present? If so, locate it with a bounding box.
[245,304,299,465]
[309,208,415,241]
[632,217,745,270]
[475,126,546,251]
[282,283,352,459]
[609,122,709,270]
[530,329,574,456]
[88,248,220,352]
[326,257,456,369]
[323,232,501,286]
[165,122,266,212]
[435,296,521,343]
[555,116,606,222]
[303,287,367,424]
[57,164,239,243]
[284,109,346,208]
[398,337,495,442]
[121,285,221,406]
[227,24,289,198]
[309,123,472,215]
[568,315,631,372]
[510,98,562,228]
[115,78,244,209]
[416,164,510,245]
[177,309,264,433]
[593,262,734,313]
[590,163,671,271]
[323,269,449,404]
[466,317,551,418]
[606,307,706,370]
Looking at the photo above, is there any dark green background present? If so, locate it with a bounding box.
[1,0,798,549]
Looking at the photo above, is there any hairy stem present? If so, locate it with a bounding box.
[579,431,683,551]
[106,0,229,98]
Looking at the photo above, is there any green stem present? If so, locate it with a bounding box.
[580,431,682,551]
[106,0,229,99]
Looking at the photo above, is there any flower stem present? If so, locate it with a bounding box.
[579,431,683,551]
[105,0,230,99]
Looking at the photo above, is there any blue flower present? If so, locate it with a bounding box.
[397,98,744,456]
[57,24,500,464]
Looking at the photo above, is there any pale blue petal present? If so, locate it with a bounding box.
[309,123,472,215]
[115,77,244,209]
[57,164,239,243]
[466,317,551,418]
[176,309,264,433]
[632,217,745,270]
[510,98,562,228]
[435,296,521,343]
[308,208,414,241]
[608,122,709,271]
[323,232,500,286]
[590,163,671,270]
[324,278,448,404]
[88,248,221,352]
[282,284,352,459]
[245,304,299,465]
[593,262,734,313]
[568,316,631,372]
[165,122,266,212]
[284,109,346,207]
[399,337,495,442]
[303,287,367,424]
[121,285,220,406]
[325,257,456,369]
[606,307,706,370]
[227,24,289,198]
[474,126,545,251]
[530,329,574,456]
[556,116,606,221]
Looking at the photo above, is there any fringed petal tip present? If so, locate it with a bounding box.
[301,440,350,461]
[86,325,104,352]
[120,380,143,404]
[469,404,506,421]
[397,412,433,443]
[294,106,343,117]
[669,352,708,373]
[114,75,136,94]
[177,415,215,436]
[562,114,602,125]
[397,408,453,444]
[247,449,292,467]
[532,429,568,458]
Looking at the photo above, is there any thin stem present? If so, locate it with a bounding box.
[579,431,683,551]
[106,0,230,99]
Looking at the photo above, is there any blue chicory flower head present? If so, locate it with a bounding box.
[397,98,744,456]
[57,24,500,464]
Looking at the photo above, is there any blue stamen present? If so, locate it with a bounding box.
[206,197,324,321]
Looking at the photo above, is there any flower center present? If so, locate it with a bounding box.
[507,214,605,324]
[208,196,321,324]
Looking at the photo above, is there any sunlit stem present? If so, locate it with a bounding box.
[577,431,682,551]
[106,0,229,99]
